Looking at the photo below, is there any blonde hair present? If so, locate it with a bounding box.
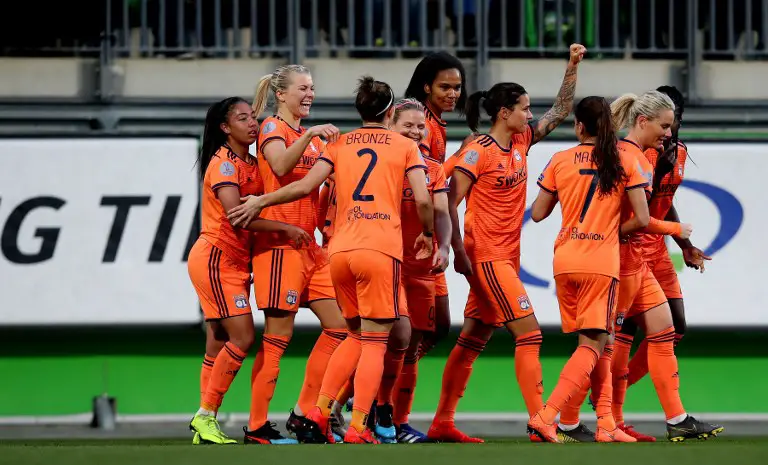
[392,98,425,123]
[610,90,675,130]
[252,64,311,116]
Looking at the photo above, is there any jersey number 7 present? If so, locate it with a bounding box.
[579,168,599,223]
[353,148,378,202]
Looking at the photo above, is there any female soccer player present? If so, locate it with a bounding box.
[229,76,435,444]
[617,86,712,442]
[245,64,348,444]
[608,91,723,442]
[403,51,471,363]
[188,97,311,444]
[528,96,651,443]
[370,98,452,443]
[427,44,585,444]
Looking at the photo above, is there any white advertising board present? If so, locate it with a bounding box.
[0,138,200,325]
[0,138,763,326]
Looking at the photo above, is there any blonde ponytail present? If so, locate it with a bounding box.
[252,74,273,117]
[610,93,638,130]
[611,91,675,131]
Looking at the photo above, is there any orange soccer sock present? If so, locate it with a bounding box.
[540,345,600,425]
[201,342,247,412]
[591,344,616,430]
[611,333,633,424]
[393,352,419,425]
[317,332,362,417]
[377,346,406,406]
[349,332,389,433]
[433,333,487,423]
[647,328,686,421]
[295,329,347,415]
[247,335,290,430]
[200,354,216,407]
[559,381,590,426]
[515,330,544,416]
[627,337,649,387]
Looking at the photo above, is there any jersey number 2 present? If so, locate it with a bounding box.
[578,169,599,223]
[353,148,378,202]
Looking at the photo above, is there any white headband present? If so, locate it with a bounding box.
[375,88,395,116]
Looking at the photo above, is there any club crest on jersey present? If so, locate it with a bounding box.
[517,295,531,310]
[678,165,684,177]
[514,149,522,161]
[286,290,299,306]
[220,161,235,176]
[616,312,625,327]
[464,150,479,165]
[263,121,276,135]
[425,174,430,185]
[309,142,317,153]
[233,294,248,309]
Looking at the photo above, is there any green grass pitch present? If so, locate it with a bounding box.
[2,438,767,465]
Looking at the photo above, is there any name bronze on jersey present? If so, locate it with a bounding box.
[345,132,393,145]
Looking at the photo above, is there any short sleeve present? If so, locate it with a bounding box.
[258,118,289,153]
[452,146,485,182]
[317,141,337,172]
[405,143,428,174]
[432,164,449,194]
[209,155,240,191]
[441,154,458,177]
[623,155,650,191]
[537,156,557,194]
[315,137,327,156]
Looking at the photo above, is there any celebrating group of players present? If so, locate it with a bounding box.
[186,44,725,445]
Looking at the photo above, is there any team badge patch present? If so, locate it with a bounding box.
[263,121,276,135]
[517,295,531,310]
[425,174,430,185]
[678,165,684,177]
[233,294,248,309]
[464,150,479,165]
[286,290,299,306]
[219,161,235,176]
[514,149,522,161]
[615,312,625,327]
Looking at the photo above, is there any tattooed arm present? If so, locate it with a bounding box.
[532,44,586,145]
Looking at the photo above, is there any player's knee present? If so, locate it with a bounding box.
[669,299,686,335]
[229,326,256,353]
[388,318,412,350]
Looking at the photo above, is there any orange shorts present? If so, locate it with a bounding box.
[188,239,252,321]
[646,253,683,299]
[464,260,534,327]
[435,272,449,297]
[403,273,436,331]
[615,264,667,331]
[554,273,619,334]
[330,249,406,320]
[252,246,335,312]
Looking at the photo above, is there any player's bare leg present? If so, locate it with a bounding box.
[419,295,450,358]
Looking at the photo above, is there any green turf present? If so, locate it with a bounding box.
[1,438,766,465]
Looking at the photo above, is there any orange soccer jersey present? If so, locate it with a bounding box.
[420,107,448,163]
[319,127,426,320]
[189,146,263,320]
[401,156,448,276]
[617,139,655,276]
[257,115,326,248]
[452,128,534,263]
[537,143,648,333]
[639,142,688,258]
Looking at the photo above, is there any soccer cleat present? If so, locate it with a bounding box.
[526,413,561,443]
[243,422,298,445]
[666,416,724,442]
[189,414,237,444]
[301,406,336,444]
[396,423,430,443]
[192,432,201,445]
[556,424,596,443]
[367,400,378,431]
[618,423,656,442]
[374,403,397,444]
[330,402,347,442]
[595,426,637,443]
[285,409,308,438]
[345,426,381,444]
[427,420,484,443]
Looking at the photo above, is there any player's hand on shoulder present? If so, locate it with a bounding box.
[460,132,480,150]
[308,124,340,142]
[569,44,587,64]
[227,195,263,227]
